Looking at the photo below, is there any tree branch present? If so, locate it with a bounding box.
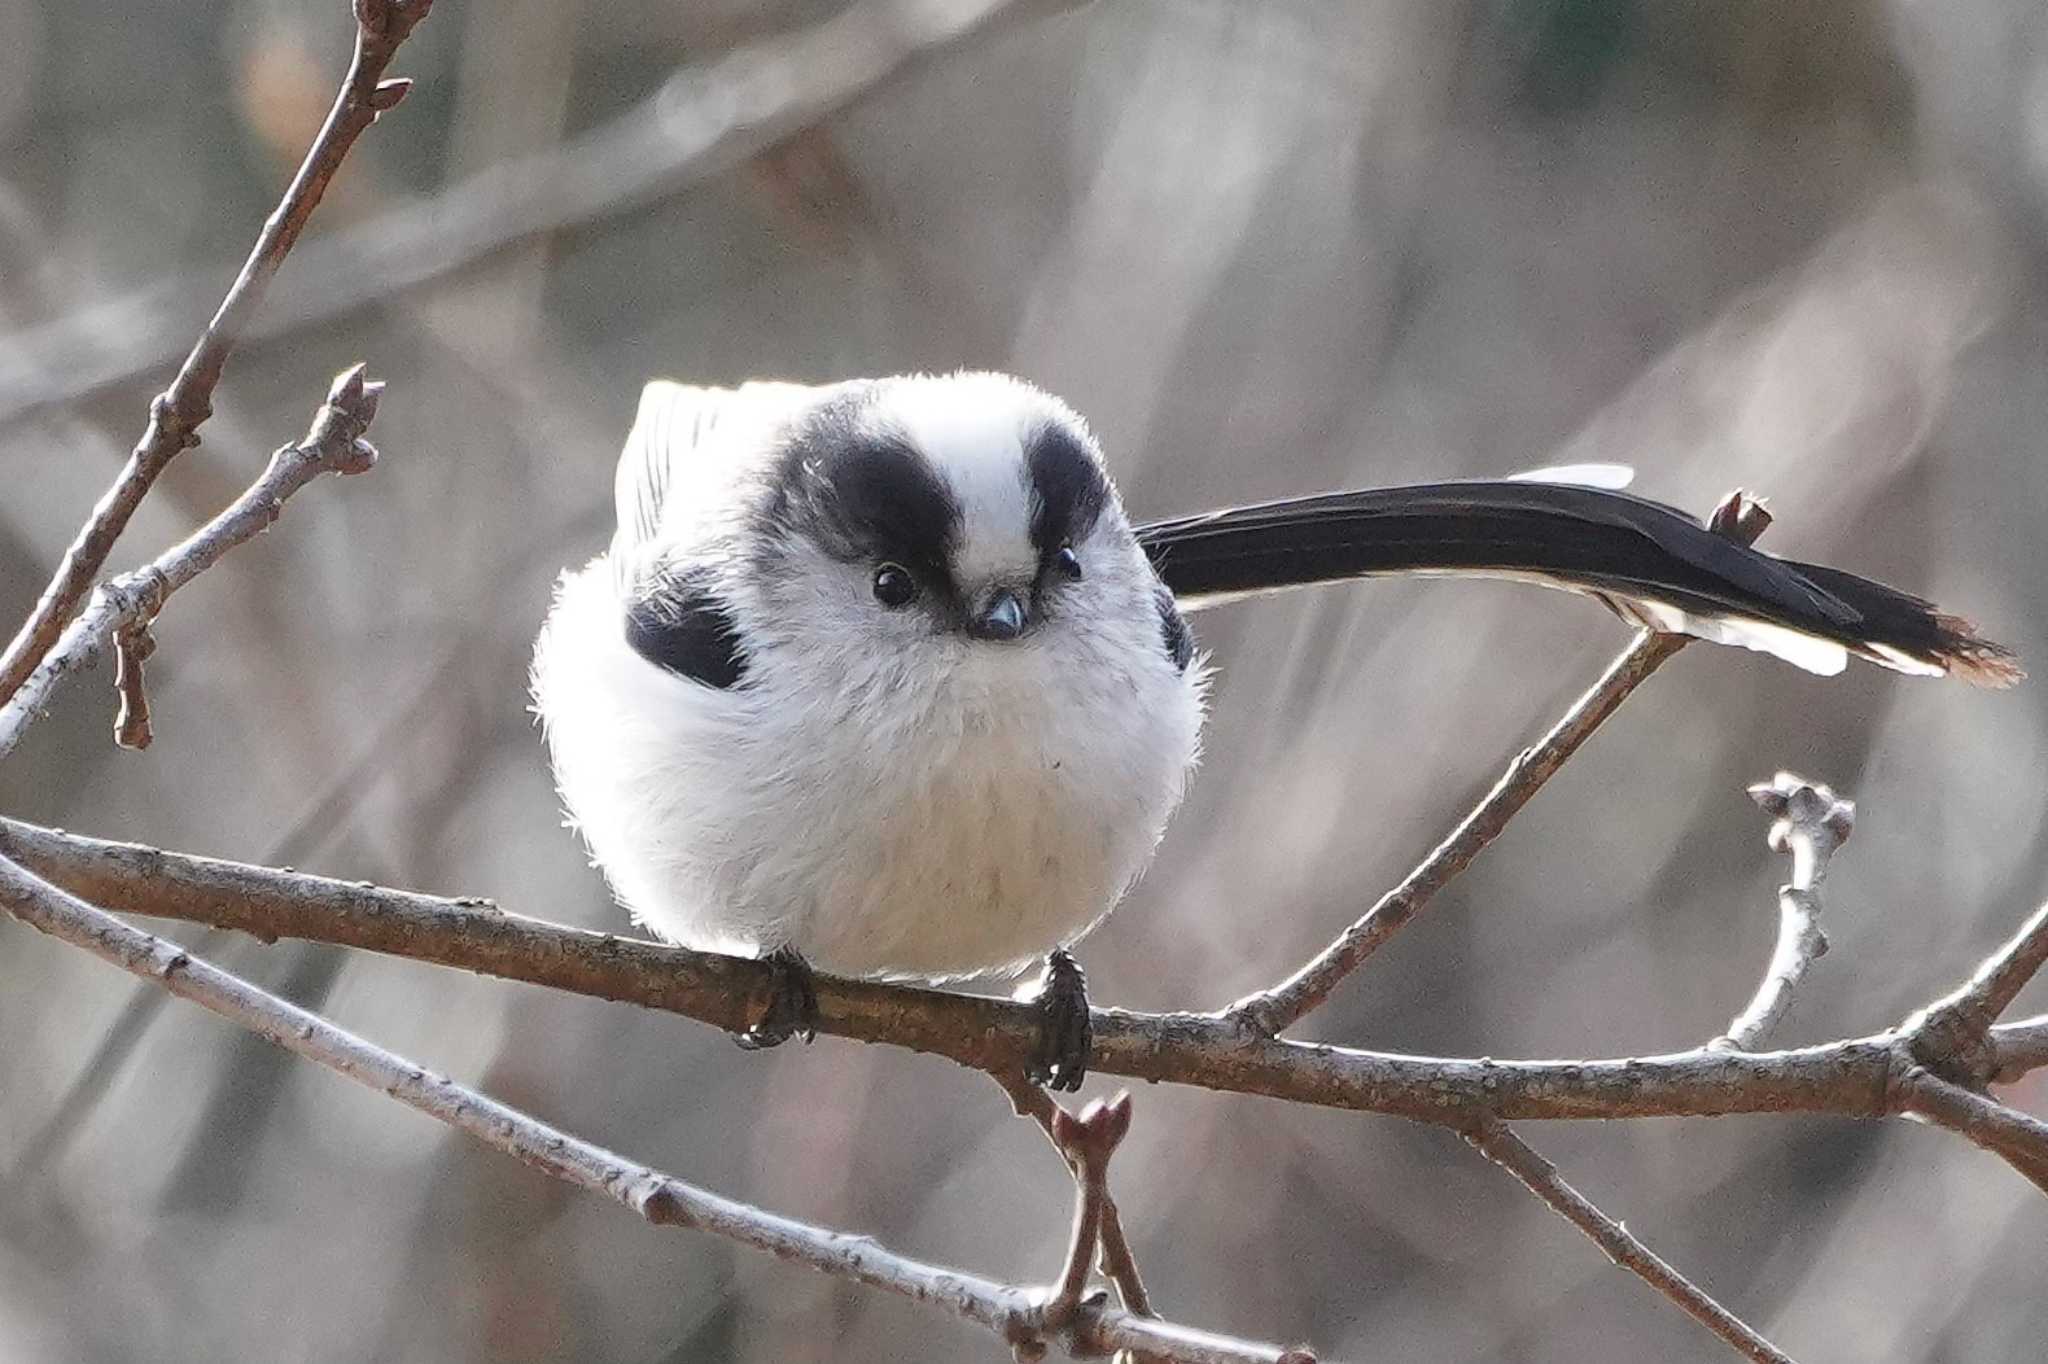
[1223,493,1774,1036]
[1712,774,1854,1052]
[1041,1092,1134,1331]
[0,0,428,707]
[1896,1066,2048,1197]
[0,367,383,758]
[997,1075,1154,1321]
[8,815,2048,1126]
[1462,1118,1795,1364]
[0,0,1078,425]
[0,851,1309,1364]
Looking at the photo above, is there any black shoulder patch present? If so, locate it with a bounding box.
[626,584,748,689]
[764,391,962,588]
[1155,587,1193,672]
[1026,421,1109,555]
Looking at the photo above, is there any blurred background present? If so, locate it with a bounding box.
[4,0,2048,1359]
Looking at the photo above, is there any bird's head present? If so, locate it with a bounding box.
[756,372,1130,652]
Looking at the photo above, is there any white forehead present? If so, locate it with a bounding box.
[869,371,1078,582]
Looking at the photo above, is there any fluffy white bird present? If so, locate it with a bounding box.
[533,371,2017,1088]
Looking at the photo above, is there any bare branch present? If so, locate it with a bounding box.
[0,368,383,758]
[998,1075,1155,1321]
[1904,900,2048,1084]
[12,815,2048,1125]
[0,852,1309,1364]
[1464,1118,1795,1363]
[1712,774,1854,1052]
[1224,492,1774,1036]
[0,0,429,707]
[109,615,160,750]
[1896,1066,2048,1197]
[1043,1093,1135,1329]
[0,0,1079,425]
[1992,1012,2048,1083]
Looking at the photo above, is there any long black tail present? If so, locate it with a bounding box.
[1135,481,2021,688]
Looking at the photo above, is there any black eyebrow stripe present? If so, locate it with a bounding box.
[760,391,964,592]
[1025,421,1109,556]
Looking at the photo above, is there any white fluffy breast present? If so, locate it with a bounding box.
[532,540,1205,980]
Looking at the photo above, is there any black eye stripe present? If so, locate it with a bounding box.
[762,391,963,597]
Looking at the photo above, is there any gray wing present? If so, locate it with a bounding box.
[610,379,825,589]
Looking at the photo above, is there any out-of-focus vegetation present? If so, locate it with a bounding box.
[3,1,2046,1359]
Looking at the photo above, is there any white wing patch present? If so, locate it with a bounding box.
[1607,596,1850,676]
[1507,463,1637,490]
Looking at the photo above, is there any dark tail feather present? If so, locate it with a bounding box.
[1136,481,2021,689]
[1778,559,2022,688]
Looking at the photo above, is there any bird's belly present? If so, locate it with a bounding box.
[774,682,1187,980]
[538,561,1203,982]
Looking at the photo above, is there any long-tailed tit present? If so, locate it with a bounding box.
[532,371,2017,1089]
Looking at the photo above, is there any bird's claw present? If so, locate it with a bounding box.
[732,947,819,1050]
[1026,948,1091,1092]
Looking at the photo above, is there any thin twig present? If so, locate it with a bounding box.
[1712,774,1854,1051]
[10,816,2048,1123]
[1224,493,1774,1036]
[1896,1066,2048,1197]
[1991,1012,2048,1083]
[0,852,1306,1364]
[997,1076,1154,1319]
[0,0,428,707]
[0,367,382,758]
[1043,1093,1135,1329]
[0,0,1079,425]
[1463,1119,1796,1364]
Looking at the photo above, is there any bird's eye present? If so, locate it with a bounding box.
[872,563,918,608]
[1053,545,1083,580]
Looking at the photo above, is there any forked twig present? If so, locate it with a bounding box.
[0,367,383,758]
[1905,900,2048,1084]
[0,0,429,708]
[1897,1066,2048,1196]
[998,1075,1155,1320]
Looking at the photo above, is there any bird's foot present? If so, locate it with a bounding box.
[1026,948,1092,1092]
[732,946,819,1050]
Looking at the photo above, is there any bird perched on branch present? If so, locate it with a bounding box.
[532,371,2018,1090]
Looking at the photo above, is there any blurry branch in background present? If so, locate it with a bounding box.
[0,860,1298,1364]
[0,0,429,703]
[1713,775,1854,1052]
[0,0,1082,424]
[1225,496,1772,1036]
[0,367,383,759]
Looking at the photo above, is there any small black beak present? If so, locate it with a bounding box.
[969,589,1028,641]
